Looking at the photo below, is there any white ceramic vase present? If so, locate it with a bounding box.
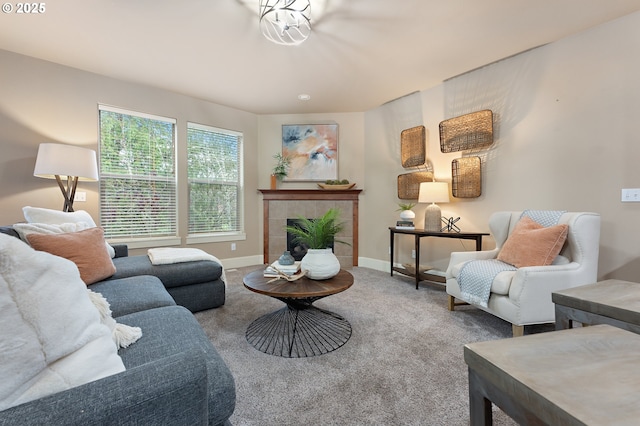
[300,248,341,280]
[399,210,416,220]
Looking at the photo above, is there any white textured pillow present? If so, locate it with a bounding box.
[0,233,125,411]
[22,206,97,226]
[13,222,92,242]
[22,206,115,258]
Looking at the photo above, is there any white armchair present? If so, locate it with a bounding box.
[445,211,601,337]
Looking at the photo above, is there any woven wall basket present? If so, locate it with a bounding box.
[451,156,482,198]
[400,125,426,168]
[397,171,434,200]
[439,110,493,153]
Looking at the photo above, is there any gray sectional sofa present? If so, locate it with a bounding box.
[0,226,236,425]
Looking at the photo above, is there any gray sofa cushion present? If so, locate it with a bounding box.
[111,256,223,288]
[167,280,226,313]
[89,275,176,318]
[117,305,236,425]
[0,350,210,426]
[0,226,19,239]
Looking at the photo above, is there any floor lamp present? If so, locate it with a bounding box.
[33,143,99,212]
[418,182,449,231]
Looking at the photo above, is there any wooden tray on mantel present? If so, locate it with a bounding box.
[317,183,356,190]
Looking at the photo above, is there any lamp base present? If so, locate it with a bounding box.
[424,203,442,231]
[55,175,79,212]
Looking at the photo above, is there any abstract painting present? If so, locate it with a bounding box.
[282,124,338,181]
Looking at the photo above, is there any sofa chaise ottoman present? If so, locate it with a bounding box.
[108,243,226,313]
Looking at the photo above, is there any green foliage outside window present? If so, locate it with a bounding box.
[99,109,177,239]
[187,124,243,234]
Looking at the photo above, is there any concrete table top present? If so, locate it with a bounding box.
[465,325,640,425]
[552,279,640,326]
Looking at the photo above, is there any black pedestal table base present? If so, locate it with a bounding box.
[246,298,352,358]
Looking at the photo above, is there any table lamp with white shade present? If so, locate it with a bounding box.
[33,143,99,212]
[418,181,449,231]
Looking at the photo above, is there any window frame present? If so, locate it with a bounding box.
[98,104,180,248]
[186,121,246,245]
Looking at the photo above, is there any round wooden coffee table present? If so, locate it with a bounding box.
[243,268,354,358]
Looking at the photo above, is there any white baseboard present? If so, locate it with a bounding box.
[357,257,390,273]
[218,255,263,269]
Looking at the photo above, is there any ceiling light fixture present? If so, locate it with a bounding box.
[259,0,311,46]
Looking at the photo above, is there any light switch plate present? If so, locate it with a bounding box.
[75,191,86,202]
[621,188,640,202]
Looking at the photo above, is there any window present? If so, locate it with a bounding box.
[98,105,177,241]
[187,122,244,238]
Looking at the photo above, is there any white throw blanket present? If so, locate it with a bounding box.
[147,247,226,286]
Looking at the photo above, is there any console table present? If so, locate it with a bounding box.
[389,227,489,289]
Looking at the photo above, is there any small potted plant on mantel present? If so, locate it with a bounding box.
[270,153,291,189]
[285,208,350,280]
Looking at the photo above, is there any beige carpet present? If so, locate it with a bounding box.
[195,266,551,425]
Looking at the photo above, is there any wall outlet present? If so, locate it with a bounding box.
[621,188,640,202]
[75,191,86,202]
[411,249,416,259]
[231,243,236,251]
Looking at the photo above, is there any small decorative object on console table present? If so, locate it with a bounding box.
[285,208,349,280]
[396,220,415,230]
[441,216,461,233]
[396,202,416,221]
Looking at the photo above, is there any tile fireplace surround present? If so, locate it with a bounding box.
[259,189,362,267]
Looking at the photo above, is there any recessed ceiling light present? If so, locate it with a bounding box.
[298,94,311,101]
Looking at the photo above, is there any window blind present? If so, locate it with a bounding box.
[98,105,177,239]
[187,122,244,235]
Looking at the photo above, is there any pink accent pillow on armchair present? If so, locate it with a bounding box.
[497,216,568,268]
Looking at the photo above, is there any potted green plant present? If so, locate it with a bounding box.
[270,153,291,188]
[285,208,349,279]
[396,202,416,221]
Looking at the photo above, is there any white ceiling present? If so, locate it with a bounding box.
[1,0,640,114]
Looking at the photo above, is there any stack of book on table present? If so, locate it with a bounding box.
[396,220,415,230]
[264,260,302,278]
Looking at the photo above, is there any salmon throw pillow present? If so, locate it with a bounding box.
[26,227,116,285]
[497,216,568,268]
